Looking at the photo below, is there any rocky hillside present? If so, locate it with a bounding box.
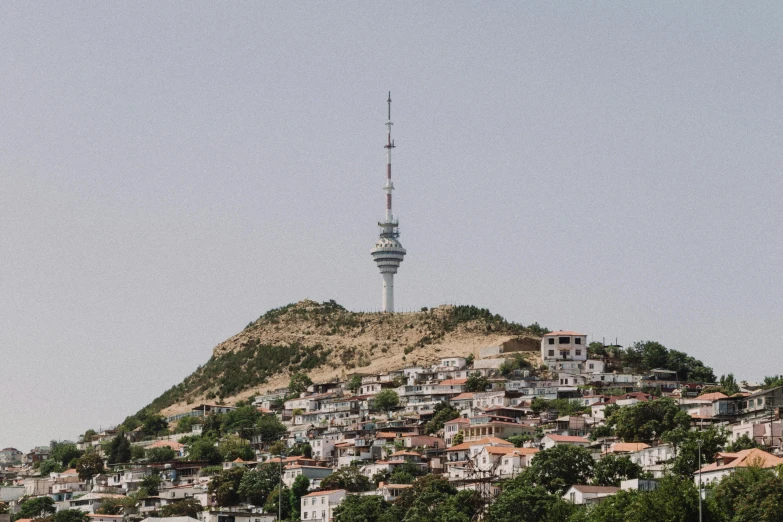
[142,300,547,419]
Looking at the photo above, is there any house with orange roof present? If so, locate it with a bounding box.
[696,448,783,486]
[607,442,649,455]
[541,434,590,450]
[300,490,346,522]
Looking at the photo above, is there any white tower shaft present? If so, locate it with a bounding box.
[382,273,394,312]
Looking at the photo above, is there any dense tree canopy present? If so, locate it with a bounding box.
[75,451,105,481]
[106,433,132,465]
[711,465,783,522]
[662,426,727,476]
[237,463,280,506]
[188,437,222,464]
[289,373,313,395]
[424,402,461,435]
[464,372,490,392]
[146,446,176,463]
[487,481,575,522]
[320,466,372,493]
[372,389,400,412]
[160,498,203,518]
[53,509,89,522]
[592,454,643,487]
[209,467,246,506]
[525,445,595,494]
[16,496,56,519]
[609,398,690,443]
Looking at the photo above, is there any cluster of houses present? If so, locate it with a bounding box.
[3,331,783,521]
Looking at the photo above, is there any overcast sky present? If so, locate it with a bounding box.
[2,2,781,451]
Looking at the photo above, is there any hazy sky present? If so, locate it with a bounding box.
[2,2,781,451]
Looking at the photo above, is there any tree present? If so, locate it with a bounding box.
[81,429,97,443]
[506,435,532,448]
[320,466,372,492]
[424,402,460,435]
[255,415,288,446]
[53,510,89,522]
[221,405,261,437]
[146,446,176,463]
[175,415,200,434]
[16,497,55,519]
[711,464,783,521]
[51,443,82,468]
[389,461,427,485]
[289,373,313,395]
[452,431,464,445]
[622,475,702,522]
[139,473,162,496]
[75,451,105,481]
[488,481,575,522]
[372,389,400,412]
[107,432,132,464]
[398,475,463,522]
[762,375,783,389]
[237,463,280,506]
[347,375,363,394]
[131,444,146,461]
[160,498,203,518]
[526,445,595,494]
[290,475,310,520]
[718,374,741,395]
[662,426,727,477]
[94,497,124,516]
[188,437,222,464]
[209,467,246,506]
[465,372,490,392]
[610,398,690,443]
[142,415,170,437]
[592,455,642,487]
[333,495,393,522]
[38,458,63,476]
[726,434,760,452]
[263,485,291,520]
[218,434,255,462]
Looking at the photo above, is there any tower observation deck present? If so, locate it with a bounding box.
[370,93,406,312]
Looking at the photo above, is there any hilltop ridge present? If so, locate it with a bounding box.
[143,300,548,419]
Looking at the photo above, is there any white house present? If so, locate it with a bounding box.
[300,489,346,522]
[541,332,588,362]
[563,485,619,505]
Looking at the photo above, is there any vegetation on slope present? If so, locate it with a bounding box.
[131,300,547,419]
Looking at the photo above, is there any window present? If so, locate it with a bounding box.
[548,338,555,345]
[574,338,582,345]
[559,337,570,344]
[575,350,581,356]
[548,350,554,357]
[321,511,326,520]
[321,497,325,505]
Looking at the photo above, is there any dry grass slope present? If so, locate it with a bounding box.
[149,300,546,419]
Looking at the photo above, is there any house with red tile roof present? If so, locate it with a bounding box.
[696,448,783,486]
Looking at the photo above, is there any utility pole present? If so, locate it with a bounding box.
[697,438,703,522]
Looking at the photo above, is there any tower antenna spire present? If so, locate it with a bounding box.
[371,92,406,313]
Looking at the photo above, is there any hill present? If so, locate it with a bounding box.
[137,300,549,420]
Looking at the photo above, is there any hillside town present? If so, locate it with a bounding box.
[3,332,783,522]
